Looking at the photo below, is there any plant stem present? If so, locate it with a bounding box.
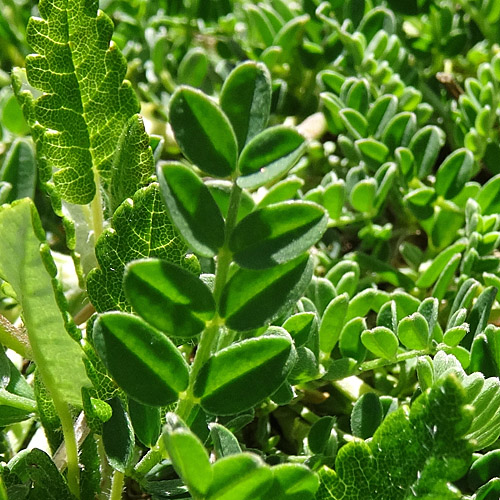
[52,396,80,498]
[109,470,125,500]
[358,349,429,373]
[91,172,105,242]
[177,182,242,421]
[0,389,37,412]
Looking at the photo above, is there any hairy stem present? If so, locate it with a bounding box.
[358,349,429,373]
[0,389,37,412]
[109,470,125,500]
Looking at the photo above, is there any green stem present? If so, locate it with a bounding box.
[91,172,105,242]
[177,183,242,421]
[0,389,37,412]
[52,396,80,498]
[109,470,125,500]
[358,349,429,373]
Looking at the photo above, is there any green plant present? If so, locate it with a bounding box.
[2,0,500,499]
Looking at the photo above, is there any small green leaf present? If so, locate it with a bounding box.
[355,138,389,165]
[168,86,237,177]
[351,392,383,439]
[210,423,242,458]
[477,174,500,215]
[282,312,317,347]
[367,94,398,138]
[435,149,474,199]
[124,258,215,337]
[178,48,209,87]
[319,293,349,354]
[237,126,306,189]
[163,413,213,496]
[220,61,272,151]
[397,313,430,350]
[128,399,161,448]
[339,108,368,139]
[267,464,320,500]
[443,325,469,347]
[361,327,399,359]
[308,416,338,456]
[409,125,446,179]
[350,178,377,213]
[382,112,417,150]
[468,450,500,490]
[193,327,296,415]
[219,254,313,331]
[206,453,273,500]
[102,397,134,472]
[230,201,328,269]
[158,162,225,257]
[339,317,367,361]
[323,181,345,220]
[93,312,189,406]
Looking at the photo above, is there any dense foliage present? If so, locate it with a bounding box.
[1,0,500,499]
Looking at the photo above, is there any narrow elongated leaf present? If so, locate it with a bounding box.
[168,86,238,177]
[193,328,296,415]
[435,149,474,199]
[219,254,313,331]
[19,0,140,203]
[319,293,349,354]
[237,126,306,189]
[0,200,90,407]
[158,162,225,257]
[93,312,189,406]
[124,258,215,337]
[220,61,272,151]
[230,201,327,269]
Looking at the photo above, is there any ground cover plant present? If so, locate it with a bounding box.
[2,0,500,498]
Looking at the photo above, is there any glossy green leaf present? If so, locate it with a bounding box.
[237,126,306,189]
[193,327,296,415]
[230,201,327,269]
[319,293,349,354]
[397,313,430,350]
[206,453,273,500]
[435,149,474,199]
[355,138,389,165]
[219,254,313,331]
[477,174,500,215]
[351,392,383,439]
[361,327,399,360]
[282,312,317,347]
[220,61,272,151]
[339,108,368,139]
[163,413,213,497]
[93,312,189,406]
[267,464,320,500]
[339,317,367,361]
[465,286,498,348]
[468,450,500,490]
[102,397,134,472]
[0,200,90,407]
[257,176,304,208]
[367,94,398,138]
[382,112,416,150]
[128,399,161,448]
[168,86,237,177]
[158,162,225,257]
[124,258,215,337]
[409,125,446,179]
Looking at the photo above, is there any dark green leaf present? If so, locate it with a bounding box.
[129,399,161,448]
[435,149,474,199]
[194,327,296,415]
[158,162,225,257]
[220,61,272,151]
[93,312,189,406]
[237,126,306,189]
[319,293,349,354]
[230,201,327,269]
[409,125,446,179]
[168,86,237,177]
[308,416,337,456]
[282,312,317,347]
[351,392,383,439]
[219,254,313,331]
[102,397,134,472]
[124,258,215,337]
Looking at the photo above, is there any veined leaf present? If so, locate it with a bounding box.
[168,86,238,178]
[230,201,327,269]
[157,162,225,257]
[220,61,272,151]
[219,254,313,331]
[124,258,215,337]
[20,0,140,204]
[0,199,90,407]
[316,375,473,499]
[193,327,296,415]
[87,183,197,313]
[93,312,189,406]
